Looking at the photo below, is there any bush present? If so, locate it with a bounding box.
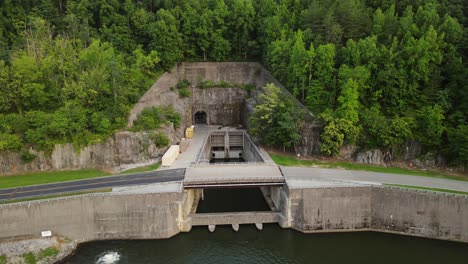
[23,252,36,264]
[150,132,170,147]
[131,107,163,131]
[38,247,59,260]
[131,106,181,131]
[20,151,37,163]
[163,106,182,128]
[178,87,191,98]
[0,133,23,152]
[176,79,191,89]
[0,255,7,264]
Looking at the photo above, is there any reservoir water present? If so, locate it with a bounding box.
[61,225,468,264]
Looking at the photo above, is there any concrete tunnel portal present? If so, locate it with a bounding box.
[194,111,207,124]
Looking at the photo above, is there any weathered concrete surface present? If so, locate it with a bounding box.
[192,88,247,126]
[0,126,179,175]
[128,69,189,127]
[288,187,372,232]
[189,211,279,226]
[371,187,468,241]
[0,192,181,242]
[284,185,468,243]
[136,62,322,155]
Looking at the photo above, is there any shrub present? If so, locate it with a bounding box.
[163,106,182,128]
[176,79,191,89]
[0,133,23,152]
[131,107,163,131]
[0,255,7,264]
[38,247,59,260]
[150,132,170,148]
[20,151,37,163]
[131,106,181,131]
[178,87,191,98]
[23,252,36,264]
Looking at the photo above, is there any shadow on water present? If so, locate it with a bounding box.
[196,187,271,213]
[60,225,468,264]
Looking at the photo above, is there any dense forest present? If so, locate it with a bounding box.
[0,0,467,168]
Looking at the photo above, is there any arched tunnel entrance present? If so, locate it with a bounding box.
[194,111,207,124]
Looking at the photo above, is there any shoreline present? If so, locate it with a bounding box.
[0,237,77,264]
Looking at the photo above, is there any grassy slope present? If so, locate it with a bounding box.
[269,153,468,182]
[0,169,110,189]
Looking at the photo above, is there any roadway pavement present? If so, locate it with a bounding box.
[0,169,185,201]
[281,166,468,192]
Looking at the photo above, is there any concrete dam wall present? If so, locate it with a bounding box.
[0,186,466,244]
[287,186,468,243]
[0,192,182,241]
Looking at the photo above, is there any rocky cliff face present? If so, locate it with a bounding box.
[0,125,181,175]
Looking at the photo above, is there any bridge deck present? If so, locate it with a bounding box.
[190,211,279,226]
[183,165,284,188]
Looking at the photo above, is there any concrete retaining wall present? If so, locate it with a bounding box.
[192,88,247,126]
[372,187,468,241]
[0,192,181,242]
[287,186,468,243]
[1,186,467,244]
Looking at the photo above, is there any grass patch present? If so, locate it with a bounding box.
[121,163,160,174]
[0,255,6,264]
[385,184,468,195]
[0,169,110,190]
[23,252,36,264]
[38,247,60,260]
[0,188,112,204]
[269,152,468,182]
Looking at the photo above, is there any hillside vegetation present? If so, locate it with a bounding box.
[0,0,467,168]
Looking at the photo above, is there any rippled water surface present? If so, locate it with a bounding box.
[61,225,468,264]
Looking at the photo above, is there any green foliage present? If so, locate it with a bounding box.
[0,0,466,166]
[447,125,468,170]
[20,151,37,164]
[150,132,170,148]
[176,79,192,98]
[197,77,256,91]
[0,133,22,152]
[163,106,182,128]
[176,79,191,89]
[178,88,191,98]
[249,84,304,151]
[131,107,163,131]
[414,105,445,148]
[23,252,36,264]
[320,113,360,156]
[131,106,181,131]
[38,247,59,260]
[0,255,6,264]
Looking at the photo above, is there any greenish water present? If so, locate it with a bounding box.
[61,225,468,264]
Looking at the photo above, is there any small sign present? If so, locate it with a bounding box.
[41,230,52,237]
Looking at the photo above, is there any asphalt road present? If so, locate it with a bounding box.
[281,166,468,192]
[0,169,185,201]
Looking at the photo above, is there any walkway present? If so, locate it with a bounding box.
[281,166,468,192]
